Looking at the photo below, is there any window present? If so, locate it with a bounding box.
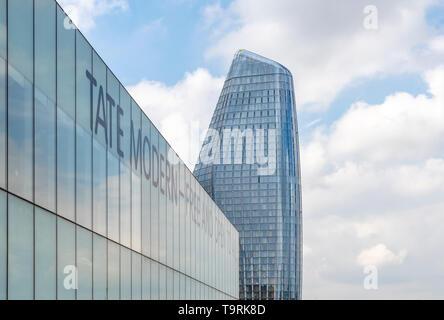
[76,125,92,228]
[57,109,75,221]
[150,260,159,300]
[93,234,107,299]
[0,56,5,188]
[77,227,92,300]
[107,241,120,300]
[0,191,6,299]
[57,218,75,300]
[8,65,33,200]
[8,0,33,81]
[34,87,56,211]
[142,257,151,300]
[141,116,151,257]
[107,71,120,242]
[132,252,141,300]
[120,247,131,300]
[150,127,159,260]
[35,208,56,300]
[131,101,141,252]
[8,195,33,299]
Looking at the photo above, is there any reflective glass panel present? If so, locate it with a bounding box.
[35,208,56,300]
[8,195,33,300]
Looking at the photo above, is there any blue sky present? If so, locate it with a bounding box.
[65,0,443,140]
[59,0,444,299]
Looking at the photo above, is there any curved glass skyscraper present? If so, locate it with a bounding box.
[194,50,302,300]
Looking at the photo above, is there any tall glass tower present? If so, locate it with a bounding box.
[194,50,302,300]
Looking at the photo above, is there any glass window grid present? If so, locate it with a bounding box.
[0,1,238,300]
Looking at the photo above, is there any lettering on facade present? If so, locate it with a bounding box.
[85,70,235,254]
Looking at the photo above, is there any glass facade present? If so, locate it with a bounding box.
[0,0,238,300]
[194,50,302,300]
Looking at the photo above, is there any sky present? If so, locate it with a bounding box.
[58,0,444,299]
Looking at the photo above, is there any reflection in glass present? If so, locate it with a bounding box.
[132,252,141,300]
[34,88,56,211]
[108,152,119,242]
[120,163,131,248]
[35,0,56,101]
[0,191,6,300]
[57,109,75,221]
[57,218,75,300]
[0,0,6,59]
[142,257,151,300]
[121,247,131,300]
[8,0,33,81]
[108,241,120,300]
[150,261,159,300]
[93,234,107,300]
[77,227,92,300]
[93,139,107,236]
[57,5,75,118]
[76,125,92,228]
[8,66,33,201]
[0,57,5,188]
[35,208,56,300]
[8,195,33,299]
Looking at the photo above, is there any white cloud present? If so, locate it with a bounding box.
[127,68,224,169]
[204,0,442,111]
[301,65,444,298]
[357,244,407,267]
[57,0,128,32]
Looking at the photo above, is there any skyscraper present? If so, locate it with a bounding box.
[194,50,302,300]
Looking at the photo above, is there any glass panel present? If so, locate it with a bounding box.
[57,218,75,300]
[120,247,131,300]
[131,252,141,300]
[35,0,56,101]
[150,261,159,300]
[0,191,5,300]
[119,87,131,167]
[57,109,75,221]
[150,127,159,261]
[141,116,151,257]
[93,234,107,300]
[7,65,33,200]
[174,271,180,300]
[159,265,166,299]
[35,208,56,300]
[108,152,119,242]
[180,275,185,300]
[0,0,6,59]
[142,257,150,300]
[77,227,92,300]
[107,71,119,242]
[8,0,33,81]
[57,5,75,118]
[76,125,92,228]
[120,86,131,248]
[34,87,56,211]
[93,139,107,235]
[76,32,92,132]
[92,52,107,143]
[8,195,33,299]
[159,136,166,264]
[167,268,173,300]
[120,163,131,247]
[0,57,5,188]
[131,101,141,252]
[108,241,120,300]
